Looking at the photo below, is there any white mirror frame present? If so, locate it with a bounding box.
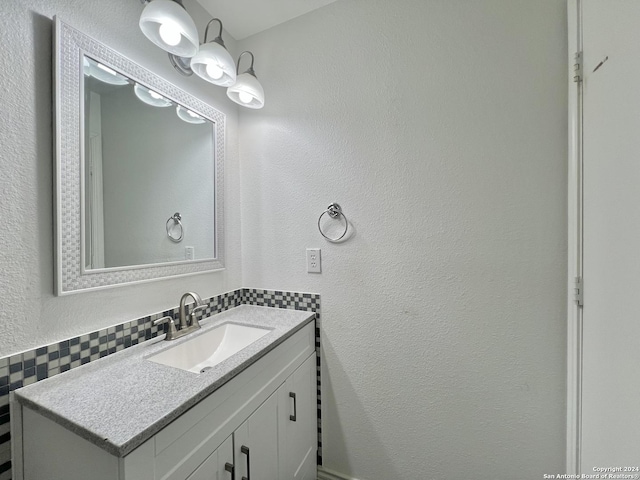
[54,18,225,295]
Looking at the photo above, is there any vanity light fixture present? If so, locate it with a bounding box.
[133,83,172,107]
[139,0,199,58]
[137,1,267,109]
[190,19,236,87]
[176,105,206,124]
[227,51,265,109]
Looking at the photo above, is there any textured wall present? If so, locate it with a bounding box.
[0,0,241,357]
[238,1,568,478]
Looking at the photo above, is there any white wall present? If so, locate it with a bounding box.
[0,0,242,357]
[238,1,568,478]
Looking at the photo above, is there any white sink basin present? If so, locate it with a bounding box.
[147,323,271,374]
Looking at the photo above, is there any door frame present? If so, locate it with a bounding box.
[566,0,583,474]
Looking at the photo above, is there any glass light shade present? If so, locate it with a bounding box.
[88,60,129,85]
[176,105,206,124]
[227,73,265,109]
[139,0,199,58]
[190,42,236,87]
[134,83,172,107]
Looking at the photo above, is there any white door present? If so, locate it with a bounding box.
[581,0,640,470]
[278,354,317,480]
[234,392,279,480]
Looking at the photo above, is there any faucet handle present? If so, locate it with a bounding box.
[189,305,207,328]
[153,316,179,340]
[153,316,174,327]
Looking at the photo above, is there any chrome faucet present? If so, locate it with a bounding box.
[153,291,207,341]
[179,291,206,329]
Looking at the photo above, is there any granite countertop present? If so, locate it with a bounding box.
[14,305,315,457]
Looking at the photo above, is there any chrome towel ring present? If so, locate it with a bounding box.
[166,212,184,243]
[318,203,349,243]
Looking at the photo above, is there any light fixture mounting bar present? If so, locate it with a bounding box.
[169,53,193,76]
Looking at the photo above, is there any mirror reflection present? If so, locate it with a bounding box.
[83,56,216,270]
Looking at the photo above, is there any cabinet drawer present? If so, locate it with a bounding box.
[153,322,315,480]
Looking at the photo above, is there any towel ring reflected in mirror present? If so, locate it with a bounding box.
[166,212,184,243]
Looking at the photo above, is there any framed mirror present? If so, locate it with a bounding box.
[54,18,225,295]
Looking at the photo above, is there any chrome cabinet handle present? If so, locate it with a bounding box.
[289,392,297,421]
[241,445,250,480]
[225,462,235,480]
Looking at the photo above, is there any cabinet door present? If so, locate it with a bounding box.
[234,392,279,480]
[278,354,317,480]
[187,435,234,480]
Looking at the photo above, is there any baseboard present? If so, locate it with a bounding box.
[317,466,361,480]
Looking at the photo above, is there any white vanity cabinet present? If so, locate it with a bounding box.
[190,353,317,480]
[278,354,317,480]
[16,321,317,480]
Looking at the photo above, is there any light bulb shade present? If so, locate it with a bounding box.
[134,83,172,107]
[227,73,265,109]
[87,59,129,85]
[190,42,236,86]
[176,105,206,124]
[139,0,199,58]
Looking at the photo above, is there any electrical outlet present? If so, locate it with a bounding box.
[185,246,195,260]
[306,248,321,273]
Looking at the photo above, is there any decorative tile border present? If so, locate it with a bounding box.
[0,288,320,479]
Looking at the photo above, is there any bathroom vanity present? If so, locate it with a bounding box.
[11,306,317,480]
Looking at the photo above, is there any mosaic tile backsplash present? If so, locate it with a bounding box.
[0,288,321,480]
